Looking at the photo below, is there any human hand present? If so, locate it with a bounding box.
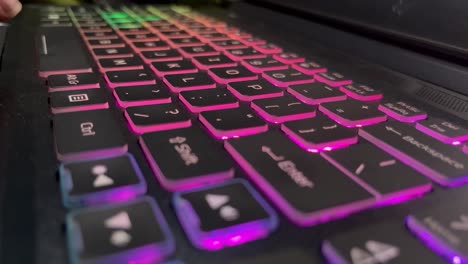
[0,0,21,22]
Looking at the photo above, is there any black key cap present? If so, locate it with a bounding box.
[208,65,257,84]
[224,47,265,61]
[163,72,216,92]
[179,44,219,58]
[67,198,174,264]
[199,106,268,139]
[288,82,347,105]
[93,47,133,58]
[53,109,127,161]
[170,36,203,47]
[39,27,93,77]
[192,54,237,70]
[140,127,234,191]
[416,117,468,144]
[141,49,183,62]
[281,115,358,151]
[291,60,327,75]
[98,57,144,72]
[315,71,352,87]
[273,52,305,64]
[242,57,288,73]
[47,72,100,92]
[60,154,146,207]
[119,28,150,35]
[160,30,190,39]
[262,68,314,87]
[251,95,316,123]
[125,104,191,134]
[323,143,431,200]
[50,89,108,114]
[254,43,282,54]
[359,121,468,186]
[113,84,172,108]
[132,40,170,51]
[88,38,125,48]
[198,32,230,41]
[84,31,118,40]
[151,60,198,76]
[125,33,159,41]
[227,79,284,101]
[173,180,278,250]
[224,131,375,226]
[80,26,113,33]
[407,202,468,263]
[319,100,387,127]
[378,100,427,123]
[340,83,383,101]
[323,222,444,264]
[211,39,245,50]
[104,69,156,88]
[179,89,239,113]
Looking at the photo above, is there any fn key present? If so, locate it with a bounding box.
[53,109,127,161]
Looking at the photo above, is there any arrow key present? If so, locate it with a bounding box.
[59,154,146,208]
[67,197,174,264]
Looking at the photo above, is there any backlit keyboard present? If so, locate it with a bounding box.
[40,5,468,264]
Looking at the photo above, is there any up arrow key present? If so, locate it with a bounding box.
[205,194,229,210]
[93,174,114,188]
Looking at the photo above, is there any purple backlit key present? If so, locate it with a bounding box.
[199,106,267,139]
[98,57,144,72]
[319,100,387,128]
[66,197,174,264]
[224,131,375,226]
[208,65,257,84]
[113,84,172,108]
[53,109,127,161]
[262,68,314,87]
[251,95,317,123]
[50,89,108,114]
[359,121,468,186]
[287,82,347,105]
[179,89,239,113]
[163,72,216,93]
[322,143,432,203]
[179,44,219,58]
[224,47,266,61]
[339,83,383,101]
[241,58,288,73]
[323,222,444,264]
[125,104,192,134]
[59,154,146,207]
[291,60,327,75]
[173,180,278,250]
[464,143,468,154]
[378,100,427,123]
[416,118,468,145]
[315,71,352,87]
[151,60,198,77]
[273,52,305,64]
[192,54,237,70]
[407,204,468,263]
[104,69,156,88]
[47,73,100,92]
[227,79,284,101]
[281,115,358,152]
[140,49,183,62]
[139,127,234,191]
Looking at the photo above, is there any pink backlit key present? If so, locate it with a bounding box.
[113,84,172,108]
[179,45,219,58]
[169,37,204,47]
[224,47,266,61]
[125,104,192,134]
[378,101,427,123]
[251,95,316,123]
[273,52,305,64]
[84,31,118,40]
[118,28,151,35]
[132,40,170,51]
[253,43,282,55]
[192,54,237,70]
[208,65,257,84]
[339,83,383,101]
[198,32,230,41]
[50,89,109,114]
[140,49,183,62]
[211,40,246,50]
[47,73,100,92]
[416,118,468,145]
[227,79,284,101]
[281,115,358,152]
[163,72,216,93]
[160,30,191,39]
[199,106,268,139]
[319,100,387,128]
[88,38,125,48]
[93,47,134,59]
[315,71,352,87]
[287,83,347,105]
[242,37,266,45]
[98,57,144,72]
[262,68,314,87]
[179,89,239,113]
[242,58,288,73]
[151,60,198,77]
[125,33,160,42]
[104,69,156,88]
[291,61,327,75]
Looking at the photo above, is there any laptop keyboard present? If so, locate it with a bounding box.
[39,5,468,264]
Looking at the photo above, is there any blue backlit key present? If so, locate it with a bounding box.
[59,154,146,208]
[173,179,278,251]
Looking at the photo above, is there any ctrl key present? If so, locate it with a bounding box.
[173,180,278,251]
[67,197,175,264]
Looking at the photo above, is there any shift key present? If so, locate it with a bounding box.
[359,121,468,187]
[53,109,127,161]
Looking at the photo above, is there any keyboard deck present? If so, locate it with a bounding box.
[24,4,468,264]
